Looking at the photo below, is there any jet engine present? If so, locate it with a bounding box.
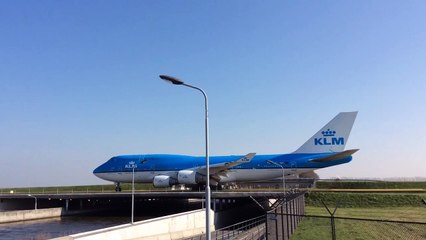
[177,170,206,185]
[299,171,320,179]
[153,175,178,188]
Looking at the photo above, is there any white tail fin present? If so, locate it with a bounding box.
[293,112,358,153]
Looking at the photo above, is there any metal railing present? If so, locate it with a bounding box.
[214,215,266,240]
[182,192,307,240]
[0,179,317,195]
[265,192,305,240]
[183,215,266,240]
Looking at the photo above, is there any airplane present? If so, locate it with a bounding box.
[93,112,358,191]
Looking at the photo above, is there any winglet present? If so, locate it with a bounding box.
[238,153,256,163]
[208,153,256,176]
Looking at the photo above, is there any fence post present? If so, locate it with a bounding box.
[293,198,297,233]
[286,200,290,238]
[265,212,269,240]
[297,195,301,223]
[292,199,296,235]
[275,208,279,239]
[281,203,285,240]
[299,195,302,223]
[321,200,339,240]
[295,196,299,224]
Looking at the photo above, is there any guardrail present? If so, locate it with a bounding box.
[0,186,309,195]
[182,215,266,240]
[213,215,266,240]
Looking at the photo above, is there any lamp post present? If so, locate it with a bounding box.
[159,75,211,240]
[126,161,137,224]
[132,162,135,224]
[28,194,37,210]
[267,160,286,197]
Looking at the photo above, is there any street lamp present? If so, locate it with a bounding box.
[28,194,37,210]
[267,160,286,197]
[126,161,137,224]
[159,74,211,240]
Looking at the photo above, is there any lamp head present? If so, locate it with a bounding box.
[159,75,184,85]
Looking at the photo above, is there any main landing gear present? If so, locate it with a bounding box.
[115,182,122,192]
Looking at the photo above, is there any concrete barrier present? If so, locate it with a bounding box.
[0,208,63,223]
[53,209,215,240]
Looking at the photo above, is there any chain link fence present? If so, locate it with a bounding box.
[182,191,426,240]
[268,213,426,240]
[265,192,305,240]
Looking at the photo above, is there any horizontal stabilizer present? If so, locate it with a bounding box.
[309,149,359,163]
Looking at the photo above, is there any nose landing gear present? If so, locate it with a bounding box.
[115,182,122,192]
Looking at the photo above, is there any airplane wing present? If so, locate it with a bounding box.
[308,149,359,163]
[196,153,256,178]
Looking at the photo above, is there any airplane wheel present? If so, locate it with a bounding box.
[115,183,122,192]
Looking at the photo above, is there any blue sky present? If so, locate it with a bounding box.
[1,1,425,187]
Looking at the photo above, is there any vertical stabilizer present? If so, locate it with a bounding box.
[293,112,358,153]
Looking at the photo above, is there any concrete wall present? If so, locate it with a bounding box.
[0,208,63,223]
[0,198,69,211]
[0,198,40,211]
[54,209,215,240]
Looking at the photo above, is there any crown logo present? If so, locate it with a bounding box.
[322,129,336,137]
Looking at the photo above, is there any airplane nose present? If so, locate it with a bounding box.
[93,165,101,174]
[93,161,111,181]
[93,162,107,174]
